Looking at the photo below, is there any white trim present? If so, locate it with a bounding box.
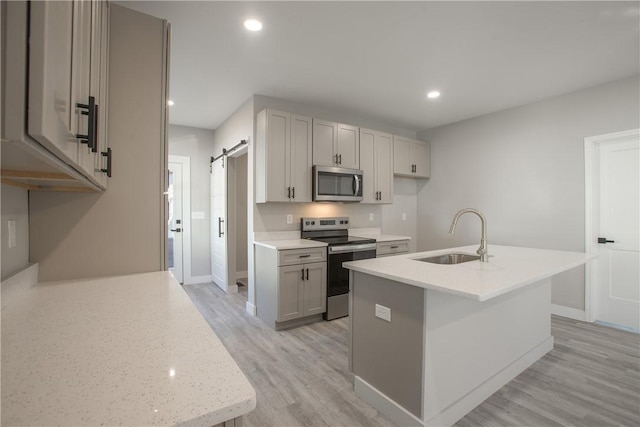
[551,304,587,321]
[183,275,212,285]
[169,155,191,285]
[245,301,257,316]
[584,129,640,324]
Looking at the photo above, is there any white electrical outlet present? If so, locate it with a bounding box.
[369,213,374,221]
[375,304,391,322]
[7,220,16,249]
[286,214,293,224]
[402,213,407,221]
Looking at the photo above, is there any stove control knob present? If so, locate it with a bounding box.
[345,220,349,224]
[305,221,310,225]
[311,221,315,225]
[339,220,344,224]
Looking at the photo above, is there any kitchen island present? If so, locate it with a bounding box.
[344,244,594,427]
[1,271,256,426]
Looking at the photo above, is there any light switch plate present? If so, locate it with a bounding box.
[369,213,374,221]
[402,213,407,221]
[7,220,16,249]
[375,304,391,322]
[286,214,293,224]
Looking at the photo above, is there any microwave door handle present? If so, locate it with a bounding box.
[353,174,360,196]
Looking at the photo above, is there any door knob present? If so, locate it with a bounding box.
[170,228,182,232]
[597,237,615,244]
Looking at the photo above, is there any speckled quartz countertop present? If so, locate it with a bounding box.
[344,245,595,301]
[1,271,256,426]
[348,228,411,242]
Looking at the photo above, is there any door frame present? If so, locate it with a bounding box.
[584,128,640,323]
[168,155,192,284]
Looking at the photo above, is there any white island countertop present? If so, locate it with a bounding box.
[1,271,256,426]
[254,239,328,250]
[344,244,595,301]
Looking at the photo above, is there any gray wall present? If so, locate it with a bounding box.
[29,5,167,281]
[235,153,248,275]
[1,185,30,279]
[168,124,215,278]
[417,75,640,310]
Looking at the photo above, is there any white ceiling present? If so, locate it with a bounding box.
[118,1,639,132]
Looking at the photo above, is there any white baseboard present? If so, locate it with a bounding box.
[184,275,212,285]
[354,377,423,426]
[246,301,257,316]
[551,304,587,321]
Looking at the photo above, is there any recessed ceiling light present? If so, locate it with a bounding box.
[244,19,262,32]
[427,91,441,99]
[167,100,174,106]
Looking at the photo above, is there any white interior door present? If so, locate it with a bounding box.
[168,161,184,283]
[211,156,231,292]
[592,131,639,331]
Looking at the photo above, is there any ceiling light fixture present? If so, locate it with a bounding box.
[167,100,174,106]
[427,91,441,99]
[244,19,262,32]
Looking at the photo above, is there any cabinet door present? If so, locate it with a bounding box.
[359,128,377,203]
[303,262,327,316]
[393,135,413,176]
[336,123,360,169]
[265,109,291,202]
[278,265,305,322]
[94,1,110,188]
[75,0,96,179]
[312,119,337,167]
[290,114,313,202]
[413,140,430,178]
[376,131,394,203]
[28,1,78,164]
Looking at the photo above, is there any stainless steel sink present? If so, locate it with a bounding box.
[414,253,480,265]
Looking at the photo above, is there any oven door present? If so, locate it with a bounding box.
[327,244,376,297]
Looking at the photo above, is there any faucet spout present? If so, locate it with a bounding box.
[449,208,489,262]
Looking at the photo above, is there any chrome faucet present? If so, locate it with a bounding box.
[449,208,489,262]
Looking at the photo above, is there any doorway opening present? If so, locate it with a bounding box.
[168,155,191,284]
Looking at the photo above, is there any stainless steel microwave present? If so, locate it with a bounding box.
[313,166,363,202]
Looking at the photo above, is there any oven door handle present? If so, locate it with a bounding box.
[329,243,376,254]
[353,174,360,196]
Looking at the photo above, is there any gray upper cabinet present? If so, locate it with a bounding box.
[360,128,393,204]
[256,108,313,203]
[313,119,360,169]
[393,136,430,178]
[1,0,110,192]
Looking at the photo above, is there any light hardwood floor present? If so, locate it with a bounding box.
[183,283,640,427]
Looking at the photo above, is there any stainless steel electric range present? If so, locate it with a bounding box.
[301,217,377,320]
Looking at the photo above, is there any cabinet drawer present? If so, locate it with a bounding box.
[278,247,327,266]
[376,240,409,256]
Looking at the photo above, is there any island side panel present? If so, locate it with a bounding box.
[351,271,425,418]
[422,278,553,425]
[255,245,279,328]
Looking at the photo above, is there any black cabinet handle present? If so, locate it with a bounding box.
[301,268,305,280]
[299,254,311,258]
[218,217,224,237]
[338,154,342,164]
[306,268,309,281]
[91,103,99,153]
[76,96,96,150]
[100,147,112,177]
[390,245,399,249]
[287,187,291,199]
[597,237,615,244]
[292,187,295,199]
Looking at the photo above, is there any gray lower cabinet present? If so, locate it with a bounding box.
[377,240,410,257]
[256,245,327,330]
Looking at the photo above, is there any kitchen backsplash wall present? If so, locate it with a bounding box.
[1,185,29,280]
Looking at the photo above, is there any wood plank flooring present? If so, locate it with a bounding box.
[183,283,640,427]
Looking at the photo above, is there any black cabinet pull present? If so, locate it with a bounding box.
[287,187,291,199]
[306,268,309,281]
[299,254,311,258]
[301,268,305,280]
[100,147,112,177]
[597,237,615,244]
[76,96,96,150]
[218,217,224,237]
[334,154,339,164]
[390,245,399,249]
[292,187,295,199]
[338,154,342,164]
[91,103,99,153]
